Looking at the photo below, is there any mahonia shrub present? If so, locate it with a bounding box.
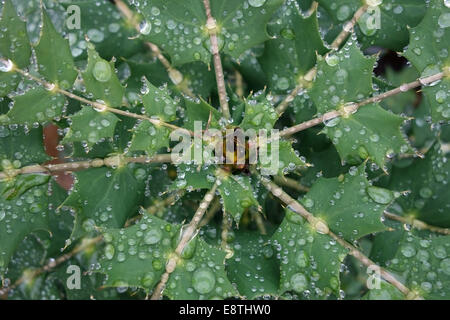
[0,0,449,300]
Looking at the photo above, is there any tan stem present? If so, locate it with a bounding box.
[384,212,450,235]
[0,154,174,180]
[12,66,191,135]
[274,175,310,193]
[275,4,369,115]
[0,237,102,298]
[151,182,219,300]
[260,177,416,298]
[280,72,445,137]
[203,0,231,120]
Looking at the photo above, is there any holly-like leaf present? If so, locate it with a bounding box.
[172,164,217,191]
[1,87,66,125]
[217,173,259,223]
[388,143,450,227]
[128,121,171,156]
[99,215,179,290]
[226,232,280,299]
[135,0,284,66]
[0,126,50,171]
[301,165,389,241]
[34,10,77,89]
[0,0,31,68]
[310,40,412,167]
[81,45,125,108]
[239,96,279,131]
[63,166,146,239]
[272,210,347,298]
[259,140,307,175]
[387,231,450,299]
[317,0,427,51]
[99,214,238,299]
[62,106,120,149]
[259,1,327,92]
[404,0,450,122]
[0,180,62,273]
[0,0,31,96]
[166,234,238,299]
[61,0,144,61]
[141,80,178,122]
[184,98,221,131]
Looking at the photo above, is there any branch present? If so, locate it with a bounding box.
[260,176,419,299]
[0,154,174,180]
[203,0,231,120]
[10,65,191,134]
[151,181,219,300]
[0,237,102,298]
[113,0,194,97]
[384,211,450,235]
[275,4,369,115]
[274,175,310,193]
[279,71,445,137]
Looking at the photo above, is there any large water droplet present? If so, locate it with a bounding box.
[248,0,267,8]
[192,268,216,294]
[400,244,416,258]
[105,244,115,260]
[0,59,13,72]
[290,273,308,293]
[366,186,394,204]
[93,61,112,83]
[438,13,450,28]
[139,20,152,35]
[144,228,163,245]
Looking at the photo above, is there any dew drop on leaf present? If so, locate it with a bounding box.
[93,61,112,82]
[192,267,216,294]
[366,186,394,204]
[248,0,267,8]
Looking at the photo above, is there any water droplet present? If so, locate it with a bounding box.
[105,244,115,260]
[0,59,13,72]
[400,244,416,258]
[325,55,339,67]
[192,268,216,294]
[93,61,112,83]
[366,186,394,204]
[141,272,155,287]
[366,0,382,6]
[139,20,152,35]
[295,250,309,268]
[281,28,295,40]
[419,187,432,199]
[144,228,163,245]
[248,0,267,8]
[290,273,308,293]
[87,29,105,43]
[438,13,450,28]
[277,77,290,90]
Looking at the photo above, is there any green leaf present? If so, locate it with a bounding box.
[226,232,280,299]
[141,80,178,121]
[259,1,327,92]
[310,40,375,114]
[35,10,77,89]
[362,280,404,300]
[317,0,427,51]
[81,45,125,108]
[310,41,411,167]
[99,215,179,290]
[61,0,144,61]
[0,0,31,68]
[1,87,66,125]
[62,106,120,149]
[321,104,412,168]
[135,0,284,66]
[0,126,50,171]
[259,140,307,175]
[217,173,259,223]
[239,96,279,130]
[301,165,389,241]
[404,0,450,122]
[166,235,238,299]
[128,121,171,156]
[388,143,450,227]
[387,231,450,299]
[272,210,347,298]
[172,164,217,191]
[0,180,61,273]
[99,215,238,299]
[184,98,221,131]
[1,173,49,200]
[63,166,146,239]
